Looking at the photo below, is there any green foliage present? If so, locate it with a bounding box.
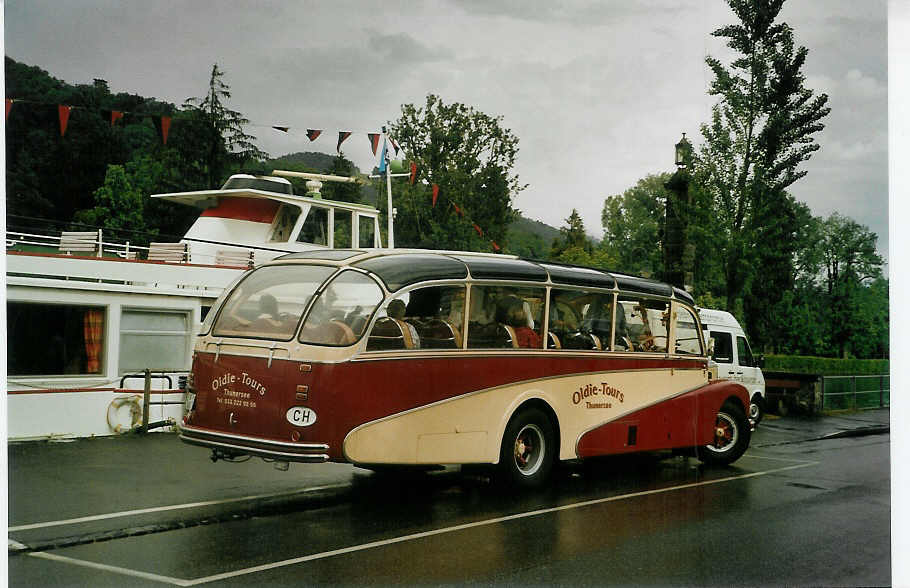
[73,164,152,241]
[698,0,829,314]
[600,174,668,277]
[764,355,889,377]
[388,94,522,251]
[181,64,268,188]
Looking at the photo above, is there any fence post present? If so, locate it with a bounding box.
[142,368,151,433]
[880,374,884,408]
[820,376,826,412]
[851,375,857,411]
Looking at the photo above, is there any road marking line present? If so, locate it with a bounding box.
[182,461,818,586]
[29,552,191,586]
[741,453,819,463]
[9,483,348,532]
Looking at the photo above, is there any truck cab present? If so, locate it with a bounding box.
[699,308,766,424]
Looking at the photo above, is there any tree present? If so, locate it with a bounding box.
[321,154,363,203]
[697,0,830,311]
[600,174,668,278]
[73,164,151,240]
[388,94,523,251]
[182,64,267,188]
[818,213,884,357]
[549,209,616,269]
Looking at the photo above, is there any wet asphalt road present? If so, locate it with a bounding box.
[8,412,891,586]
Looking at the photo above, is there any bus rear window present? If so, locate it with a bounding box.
[212,265,336,340]
[299,271,383,346]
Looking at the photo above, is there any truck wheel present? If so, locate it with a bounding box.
[499,407,555,489]
[698,401,750,466]
[750,395,764,425]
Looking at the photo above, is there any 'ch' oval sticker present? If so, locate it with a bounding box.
[286,406,317,427]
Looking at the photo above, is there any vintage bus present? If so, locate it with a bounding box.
[179,249,751,487]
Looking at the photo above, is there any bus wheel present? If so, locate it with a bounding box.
[749,395,764,425]
[500,407,555,488]
[698,402,750,466]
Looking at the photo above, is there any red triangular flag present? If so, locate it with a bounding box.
[6,99,13,120]
[390,137,400,155]
[160,116,171,145]
[58,105,72,136]
[272,126,290,133]
[453,203,463,217]
[306,129,322,141]
[110,111,123,126]
[409,161,417,185]
[368,133,380,155]
[337,131,352,153]
[491,241,501,251]
[473,224,484,237]
[432,184,439,207]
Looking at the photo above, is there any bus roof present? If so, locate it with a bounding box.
[270,249,696,304]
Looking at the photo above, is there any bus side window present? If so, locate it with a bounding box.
[468,286,544,350]
[672,306,703,355]
[710,331,734,363]
[736,336,755,367]
[549,289,607,350]
[619,298,669,352]
[366,286,465,351]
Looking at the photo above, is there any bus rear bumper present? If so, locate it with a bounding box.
[179,424,330,463]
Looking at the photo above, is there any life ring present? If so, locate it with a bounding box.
[107,395,143,434]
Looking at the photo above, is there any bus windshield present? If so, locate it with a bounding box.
[212,265,336,340]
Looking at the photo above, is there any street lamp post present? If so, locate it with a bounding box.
[663,133,693,291]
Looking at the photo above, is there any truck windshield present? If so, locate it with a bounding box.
[211,265,336,340]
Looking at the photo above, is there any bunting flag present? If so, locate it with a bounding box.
[491,241,501,251]
[453,203,464,217]
[272,125,290,133]
[6,98,13,120]
[152,116,172,144]
[337,131,352,152]
[390,136,400,155]
[368,133,380,155]
[306,129,322,141]
[110,110,123,126]
[377,139,388,173]
[58,105,72,136]
[409,161,417,185]
[432,183,439,207]
[473,223,484,237]
[160,116,171,145]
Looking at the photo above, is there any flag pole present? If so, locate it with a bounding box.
[382,126,395,249]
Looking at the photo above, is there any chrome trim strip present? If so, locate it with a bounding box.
[179,434,329,462]
[179,424,329,450]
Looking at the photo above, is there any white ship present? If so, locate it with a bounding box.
[6,170,383,440]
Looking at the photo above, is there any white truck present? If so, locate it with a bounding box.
[698,308,766,425]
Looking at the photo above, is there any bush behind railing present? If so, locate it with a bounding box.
[764,355,889,376]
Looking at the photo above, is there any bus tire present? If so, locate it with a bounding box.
[697,401,750,466]
[750,394,764,425]
[499,407,555,489]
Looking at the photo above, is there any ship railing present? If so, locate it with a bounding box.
[6,229,261,268]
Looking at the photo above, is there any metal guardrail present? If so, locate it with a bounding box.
[821,374,889,412]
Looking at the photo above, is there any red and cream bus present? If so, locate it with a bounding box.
[180,249,751,487]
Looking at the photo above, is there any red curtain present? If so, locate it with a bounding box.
[83,310,104,373]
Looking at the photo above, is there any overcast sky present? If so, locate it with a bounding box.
[3,0,889,258]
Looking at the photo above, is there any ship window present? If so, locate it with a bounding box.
[359,216,375,248]
[298,206,328,245]
[8,302,105,376]
[119,310,191,373]
[270,205,301,242]
[334,210,352,248]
